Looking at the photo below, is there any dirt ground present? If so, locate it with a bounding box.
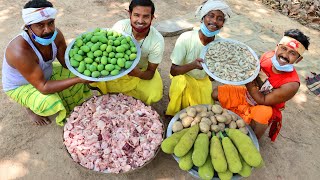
[0,0,320,179]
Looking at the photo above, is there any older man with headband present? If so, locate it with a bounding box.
[2,0,91,126]
[165,0,232,116]
[212,29,310,141]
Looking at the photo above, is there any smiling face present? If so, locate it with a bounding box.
[203,10,225,32]
[27,19,55,38]
[129,5,154,33]
[275,44,301,66]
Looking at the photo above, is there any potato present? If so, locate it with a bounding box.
[211,124,220,132]
[209,116,217,125]
[207,132,212,139]
[239,127,248,134]
[231,114,238,121]
[225,118,232,125]
[182,116,194,127]
[211,104,223,114]
[207,104,213,112]
[172,121,183,132]
[200,122,210,133]
[229,121,237,129]
[236,119,246,128]
[179,112,188,120]
[191,121,197,127]
[215,115,227,123]
[196,105,207,113]
[222,113,232,122]
[207,111,214,117]
[199,111,209,118]
[218,123,225,131]
[222,109,228,114]
[186,107,197,117]
[201,117,212,126]
[194,115,202,123]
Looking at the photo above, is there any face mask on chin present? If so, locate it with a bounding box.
[200,22,220,37]
[29,27,58,46]
[271,54,294,72]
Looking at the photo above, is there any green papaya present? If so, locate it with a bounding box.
[161,128,188,154]
[174,124,199,157]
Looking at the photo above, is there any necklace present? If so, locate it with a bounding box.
[132,29,150,48]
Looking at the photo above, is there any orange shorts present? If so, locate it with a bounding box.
[218,85,272,125]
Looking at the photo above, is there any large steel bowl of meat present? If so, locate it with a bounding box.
[63,94,164,173]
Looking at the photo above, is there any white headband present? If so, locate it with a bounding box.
[22,7,57,26]
[195,0,232,21]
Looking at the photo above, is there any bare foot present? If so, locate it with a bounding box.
[25,108,51,126]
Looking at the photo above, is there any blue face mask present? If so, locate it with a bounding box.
[31,29,58,46]
[271,54,294,72]
[200,22,220,37]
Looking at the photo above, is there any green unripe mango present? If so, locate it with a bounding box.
[85,34,93,41]
[73,54,83,62]
[77,50,85,56]
[70,59,79,67]
[77,64,85,73]
[120,38,127,45]
[89,64,97,72]
[113,39,121,46]
[110,69,120,76]
[95,57,101,63]
[109,58,117,65]
[117,58,125,68]
[125,61,133,69]
[100,44,107,51]
[122,44,130,50]
[87,51,94,59]
[97,64,105,71]
[125,50,132,56]
[124,54,129,61]
[91,36,99,43]
[101,56,108,65]
[91,44,100,52]
[130,46,137,53]
[80,45,90,53]
[93,50,103,57]
[114,65,121,70]
[125,36,131,42]
[106,45,113,53]
[107,31,113,36]
[83,69,91,76]
[108,52,115,58]
[84,57,93,64]
[129,53,137,60]
[75,39,83,47]
[86,42,94,48]
[116,46,125,53]
[115,53,124,58]
[105,64,115,71]
[100,37,108,44]
[100,70,109,76]
[91,71,100,78]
